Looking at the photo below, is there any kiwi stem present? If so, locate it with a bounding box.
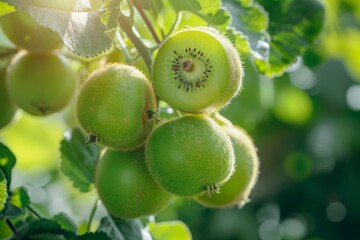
[167,12,183,38]
[0,48,18,58]
[206,184,221,196]
[131,0,161,44]
[5,219,21,240]
[118,13,153,73]
[85,133,98,145]
[87,198,99,232]
[175,110,183,117]
[115,30,138,62]
[211,112,233,127]
[27,205,42,219]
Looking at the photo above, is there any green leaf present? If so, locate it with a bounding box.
[3,0,112,57]
[98,216,143,240]
[100,0,121,29]
[0,202,24,219]
[223,0,269,61]
[28,234,67,240]
[0,1,15,16]
[9,186,30,209]
[74,232,112,240]
[0,142,16,189]
[255,0,325,77]
[52,212,77,233]
[148,221,192,240]
[19,218,76,239]
[168,0,231,30]
[60,129,101,192]
[225,27,252,55]
[0,186,30,219]
[0,170,7,212]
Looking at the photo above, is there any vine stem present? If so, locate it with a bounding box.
[131,1,161,44]
[118,13,153,73]
[87,198,99,232]
[6,219,22,240]
[27,205,42,219]
[0,48,18,58]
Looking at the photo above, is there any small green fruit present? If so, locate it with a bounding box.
[0,67,16,129]
[195,126,259,208]
[96,148,172,219]
[6,51,77,116]
[76,64,156,150]
[0,11,63,53]
[146,115,235,197]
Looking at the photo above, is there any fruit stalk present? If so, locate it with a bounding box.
[118,13,153,73]
[132,0,161,44]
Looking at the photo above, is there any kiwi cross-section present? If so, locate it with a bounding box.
[153,27,243,113]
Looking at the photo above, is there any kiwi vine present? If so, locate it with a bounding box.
[0,0,326,239]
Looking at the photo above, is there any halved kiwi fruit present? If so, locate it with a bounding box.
[152,27,243,113]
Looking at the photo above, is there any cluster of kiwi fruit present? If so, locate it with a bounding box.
[75,27,260,219]
[0,11,77,129]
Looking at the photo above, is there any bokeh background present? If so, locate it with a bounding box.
[1,0,360,239]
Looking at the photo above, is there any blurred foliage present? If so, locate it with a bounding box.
[0,0,360,239]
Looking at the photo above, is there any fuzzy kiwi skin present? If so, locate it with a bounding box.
[145,115,235,197]
[152,27,243,113]
[76,64,156,150]
[195,126,259,208]
[6,51,77,116]
[0,68,17,129]
[95,148,172,219]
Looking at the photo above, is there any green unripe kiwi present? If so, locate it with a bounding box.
[6,51,77,116]
[0,68,17,129]
[0,11,63,53]
[152,27,243,113]
[76,64,156,150]
[146,115,235,197]
[195,126,259,208]
[96,148,172,219]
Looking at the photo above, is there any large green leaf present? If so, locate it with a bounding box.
[0,142,16,189]
[0,186,30,219]
[3,0,112,57]
[0,1,15,16]
[0,170,7,212]
[74,232,112,240]
[52,212,77,233]
[100,0,121,29]
[168,0,231,30]
[98,216,143,240]
[9,186,30,209]
[60,128,101,192]
[223,0,269,57]
[148,221,192,240]
[18,218,76,239]
[255,0,325,77]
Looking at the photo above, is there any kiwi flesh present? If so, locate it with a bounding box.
[152,27,243,113]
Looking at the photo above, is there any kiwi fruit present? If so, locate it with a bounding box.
[6,51,77,116]
[0,67,17,129]
[0,11,63,53]
[152,27,243,113]
[195,126,259,208]
[95,147,172,219]
[76,64,157,150]
[145,115,235,197]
